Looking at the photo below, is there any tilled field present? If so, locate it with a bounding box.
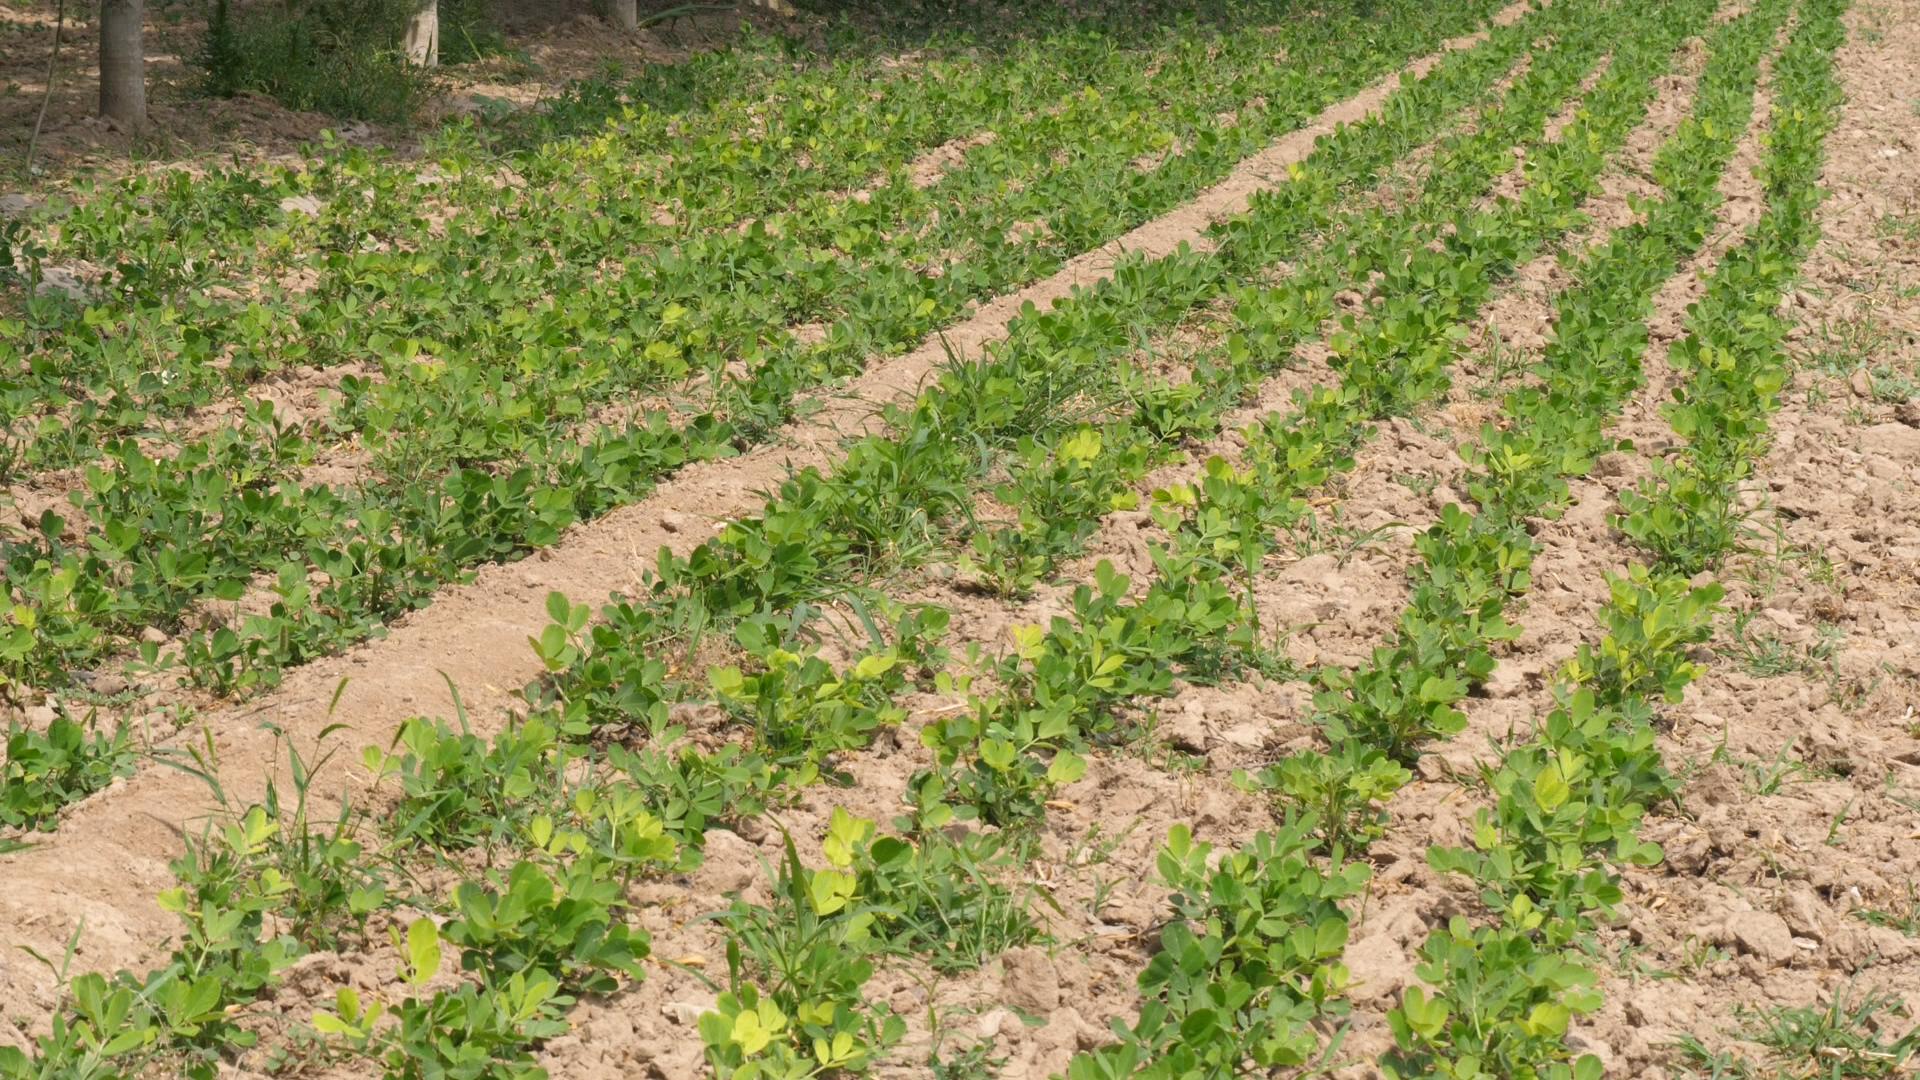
[2,0,1918,1076]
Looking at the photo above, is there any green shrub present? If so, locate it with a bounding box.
[195,0,498,123]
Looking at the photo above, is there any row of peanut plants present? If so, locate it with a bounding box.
[367,12,1615,1066]
[1374,2,1839,1074]
[0,12,1564,1076]
[347,9,1644,1068]
[0,0,1505,707]
[371,4,1853,1071]
[39,0,1833,1066]
[1441,0,1848,1067]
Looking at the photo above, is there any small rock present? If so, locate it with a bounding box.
[975,1006,1016,1040]
[695,829,762,896]
[1098,889,1158,932]
[1217,718,1270,749]
[1482,663,1526,699]
[1664,828,1710,874]
[1860,422,1920,461]
[1164,703,1214,754]
[1565,1033,1617,1073]
[1869,926,1918,961]
[999,946,1061,1014]
[278,194,324,216]
[1760,607,1803,633]
[542,1033,582,1056]
[1850,369,1874,397]
[733,813,770,845]
[1282,552,1340,585]
[1780,886,1827,941]
[35,266,89,300]
[1866,456,1905,481]
[1725,910,1796,965]
[660,999,709,1026]
[89,673,129,696]
[584,1011,635,1044]
[660,512,685,534]
[24,704,57,728]
[140,625,168,645]
[1592,451,1633,478]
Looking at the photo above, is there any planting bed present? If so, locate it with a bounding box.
[2,0,1918,1076]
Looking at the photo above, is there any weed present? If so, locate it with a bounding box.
[1805,315,1895,377]
[1393,471,1439,497]
[1672,1035,1759,1079]
[1739,740,1819,796]
[1739,987,1920,1079]
[195,0,448,122]
[864,830,1045,973]
[1867,363,1920,403]
[1722,609,1842,677]
[932,1036,1007,1080]
[1852,885,1920,937]
[1471,334,1531,398]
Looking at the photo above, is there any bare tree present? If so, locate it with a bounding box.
[97,0,145,129]
[609,0,639,31]
[405,0,438,66]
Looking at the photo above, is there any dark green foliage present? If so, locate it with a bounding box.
[193,0,486,122]
[1,714,136,832]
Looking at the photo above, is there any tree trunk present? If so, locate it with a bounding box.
[404,0,438,67]
[609,0,638,31]
[97,0,145,130]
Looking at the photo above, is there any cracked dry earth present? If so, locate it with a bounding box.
[2,0,1918,1077]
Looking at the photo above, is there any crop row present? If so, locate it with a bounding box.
[1398,4,1848,1076]
[0,9,1564,1075]
[0,0,1511,708]
[17,0,1843,1067]
[22,0,1470,307]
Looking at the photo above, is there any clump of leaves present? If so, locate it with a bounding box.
[1241,741,1410,859]
[2,713,136,832]
[701,811,912,1076]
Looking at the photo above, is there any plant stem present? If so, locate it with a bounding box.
[26,0,66,175]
